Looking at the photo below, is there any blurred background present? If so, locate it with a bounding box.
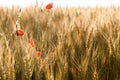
[0,0,120,8]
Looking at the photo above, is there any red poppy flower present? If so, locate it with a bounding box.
[35,51,42,56]
[28,39,35,47]
[16,30,24,36]
[45,2,53,10]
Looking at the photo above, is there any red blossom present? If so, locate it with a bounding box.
[16,30,24,36]
[35,51,42,56]
[28,39,35,47]
[45,2,53,10]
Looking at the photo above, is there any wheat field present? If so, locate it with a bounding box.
[0,6,120,80]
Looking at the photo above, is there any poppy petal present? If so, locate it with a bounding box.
[28,39,35,47]
[35,51,42,56]
[16,30,24,36]
[46,2,53,10]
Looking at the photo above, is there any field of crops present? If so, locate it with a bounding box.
[0,6,120,80]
